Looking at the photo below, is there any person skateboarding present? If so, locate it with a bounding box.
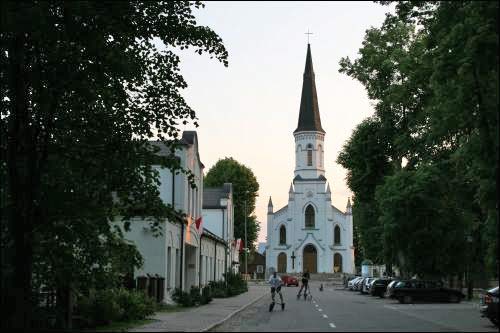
[268,271,285,311]
[297,270,310,299]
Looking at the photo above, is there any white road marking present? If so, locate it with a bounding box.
[323,314,328,318]
[315,304,319,307]
[318,308,323,312]
[329,322,336,328]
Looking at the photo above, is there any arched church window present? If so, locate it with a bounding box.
[334,225,341,244]
[318,145,323,167]
[305,205,315,228]
[279,225,286,245]
[307,144,313,166]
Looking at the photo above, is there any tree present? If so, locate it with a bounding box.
[338,1,498,282]
[1,1,227,329]
[337,117,392,265]
[204,158,260,250]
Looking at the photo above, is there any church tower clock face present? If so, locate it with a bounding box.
[266,43,354,275]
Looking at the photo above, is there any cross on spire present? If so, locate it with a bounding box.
[305,29,313,44]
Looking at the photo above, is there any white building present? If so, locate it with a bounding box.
[265,44,355,275]
[114,131,204,301]
[202,184,240,275]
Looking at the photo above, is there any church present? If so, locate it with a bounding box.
[265,44,355,275]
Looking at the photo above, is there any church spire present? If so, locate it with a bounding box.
[268,196,274,214]
[294,44,325,134]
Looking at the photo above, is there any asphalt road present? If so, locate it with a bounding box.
[211,281,497,332]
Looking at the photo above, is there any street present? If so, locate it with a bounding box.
[211,281,497,332]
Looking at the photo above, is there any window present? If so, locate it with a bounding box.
[318,145,323,167]
[279,225,286,245]
[305,205,315,228]
[307,144,313,166]
[334,226,341,244]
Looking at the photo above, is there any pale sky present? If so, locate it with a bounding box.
[172,1,394,243]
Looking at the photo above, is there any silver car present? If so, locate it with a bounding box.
[348,277,363,291]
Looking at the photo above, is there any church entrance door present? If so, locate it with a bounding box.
[334,253,343,272]
[277,252,287,273]
[303,244,317,273]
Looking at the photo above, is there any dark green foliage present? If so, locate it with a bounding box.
[338,1,498,281]
[190,286,201,305]
[208,273,248,298]
[171,288,194,307]
[200,286,212,305]
[76,288,155,328]
[204,158,260,250]
[1,1,227,329]
[115,288,156,322]
[208,280,228,298]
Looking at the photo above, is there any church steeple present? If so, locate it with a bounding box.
[294,44,325,134]
[293,43,326,179]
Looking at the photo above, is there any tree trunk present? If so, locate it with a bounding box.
[5,27,37,330]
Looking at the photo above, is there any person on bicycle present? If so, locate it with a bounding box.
[297,269,310,298]
[268,271,284,305]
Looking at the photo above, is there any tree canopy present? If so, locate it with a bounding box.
[204,157,260,250]
[1,1,227,329]
[337,1,498,281]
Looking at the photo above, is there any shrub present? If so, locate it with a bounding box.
[200,286,212,305]
[115,288,156,321]
[208,274,248,299]
[77,289,123,327]
[190,286,201,305]
[76,288,156,328]
[171,288,193,307]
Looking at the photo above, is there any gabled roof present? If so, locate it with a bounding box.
[294,44,325,134]
[202,183,232,209]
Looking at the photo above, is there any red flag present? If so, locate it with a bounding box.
[195,216,203,234]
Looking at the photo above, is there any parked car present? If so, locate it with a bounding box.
[281,275,299,287]
[385,279,401,298]
[480,286,498,327]
[392,280,465,304]
[354,277,366,291]
[347,276,361,290]
[361,277,376,294]
[370,278,393,297]
[348,277,363,291]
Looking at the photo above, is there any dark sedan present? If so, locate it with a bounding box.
[370,278,393,297]
[480,286,498,327]
[393,280,465,304]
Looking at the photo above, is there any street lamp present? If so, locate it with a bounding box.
[220,197,229,284]
[243,190,250,278]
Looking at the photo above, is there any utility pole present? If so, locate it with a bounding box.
[244,198,247,276]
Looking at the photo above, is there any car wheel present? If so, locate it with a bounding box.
[489,316,498,327]
[449,294,460,303]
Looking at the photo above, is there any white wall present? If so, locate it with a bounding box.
[202,210,223,239]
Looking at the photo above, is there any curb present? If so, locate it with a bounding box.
[201,290,267,332]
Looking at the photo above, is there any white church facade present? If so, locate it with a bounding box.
[266,44,355,274]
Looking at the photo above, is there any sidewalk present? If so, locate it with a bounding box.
[128,284,267,332]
